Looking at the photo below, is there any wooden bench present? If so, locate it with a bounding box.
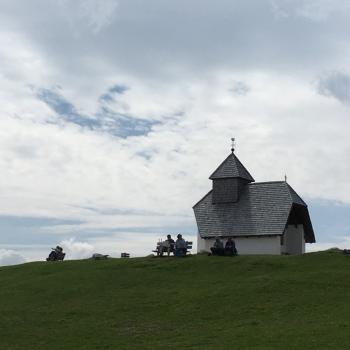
[153,241,193,256]
[121,252,130,258]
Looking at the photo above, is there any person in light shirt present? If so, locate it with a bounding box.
[175,234,187,256]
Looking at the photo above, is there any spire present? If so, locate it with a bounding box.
[209,152,254,182]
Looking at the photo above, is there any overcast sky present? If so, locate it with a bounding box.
[1,0,350,265]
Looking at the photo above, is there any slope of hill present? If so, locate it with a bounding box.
[1,251,350,349]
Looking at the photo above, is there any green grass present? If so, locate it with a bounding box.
[1,251,350,349]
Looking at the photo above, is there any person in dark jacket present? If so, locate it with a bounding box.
[210,238,225,256]
[225,237,237,256]
[46,245,65,261]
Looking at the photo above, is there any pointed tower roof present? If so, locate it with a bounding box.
[209,152,255,182]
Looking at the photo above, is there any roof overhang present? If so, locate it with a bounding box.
[286,204,316,243]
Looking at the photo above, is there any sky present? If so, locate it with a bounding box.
[1,0,350,265]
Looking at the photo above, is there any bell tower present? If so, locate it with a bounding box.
[209,139,254,204]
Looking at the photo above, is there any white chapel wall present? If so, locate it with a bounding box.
[236,236,281,255]
[283,224,305,255]
[197,233,281,255]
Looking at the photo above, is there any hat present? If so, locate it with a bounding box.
[177,234,182,238]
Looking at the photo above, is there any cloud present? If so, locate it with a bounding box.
[270,0,350,21]
[58,0,119,34]
[99,84,128,102]
[229,81,250,96]
[96,107,160,138]
[1,72,350,223]
[317,71,350,105]
[59,238,94,259]
[77,0,118,33]
[0,249,26,266]
[3,0,350,84]
[37,88,98,128]
[1,0,350,260]
[36,87,159,137]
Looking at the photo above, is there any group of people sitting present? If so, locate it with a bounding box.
[210,237,238,256]
[157,235,237,257]
[157,234,188,257]
[46,245,66,261]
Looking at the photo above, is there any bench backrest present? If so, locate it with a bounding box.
[155,239,193,251]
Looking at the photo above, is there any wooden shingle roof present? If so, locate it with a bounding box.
[209,152,255,182]
[193,181,315,243]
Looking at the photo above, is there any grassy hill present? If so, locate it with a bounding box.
[1,251,350,350]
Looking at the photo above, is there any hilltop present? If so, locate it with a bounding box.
[1,251,350,349]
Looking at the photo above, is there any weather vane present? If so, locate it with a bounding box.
[231,138,235,153]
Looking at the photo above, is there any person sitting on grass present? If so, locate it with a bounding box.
[46,245,65,261]
[175,234,187,256]
[210,238,225,256]
[225,237,237,256]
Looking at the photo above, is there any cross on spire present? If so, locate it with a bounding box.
[231,138,235,153]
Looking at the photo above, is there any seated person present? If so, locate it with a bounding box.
[159,234,175,256]
[47,245,65,261]
[175,234,187,256]
[225,237,237,256]
[166,235,175,254]
[210,238,225,256]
